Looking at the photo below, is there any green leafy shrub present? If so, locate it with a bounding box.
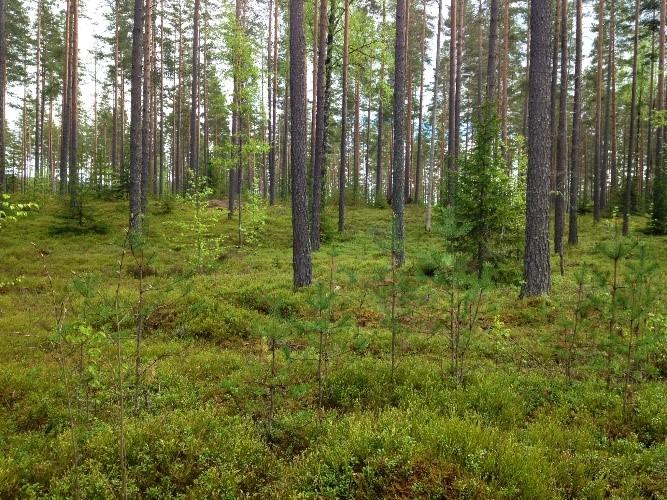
[0,194,39,228]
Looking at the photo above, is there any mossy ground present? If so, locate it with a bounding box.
[1,197,666,498]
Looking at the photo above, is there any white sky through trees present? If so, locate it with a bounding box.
[6,0,598,162]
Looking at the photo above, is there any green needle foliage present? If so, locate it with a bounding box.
[443,107,525,281]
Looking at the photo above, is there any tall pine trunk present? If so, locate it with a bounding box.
[59,0,71,195]
[68,0,79,209]
[522,0,552,297]
[623,0,640,236]
[487,0,499,99]
[376,0,386,203]
[141,0,153,211]
[446,0,457,205]
[593,0,605,221]
[338,0,349,231]
[112,2,119,176]
[392,0,407,265]
[651,0,666,232]
[568,0,582,245]
[0,0,5,191]
[414,0,426,204]
[34,4,41,179]
[425,0,443,230]
[353,76,360,203]
[554,0,567,270]
[404,0,412,203]
[190,0,200,180]
[500,0,509,157]
[549,0,560,200]
[289,0,313,287]
[129,0,144,232]
[311,0,328,249]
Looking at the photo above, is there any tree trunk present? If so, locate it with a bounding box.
[392,0,407,265]
[34,4,41,180]
[554,0,567,267]
[112,1,119,176]
[190,0,199,181]
[568,0,582,246]
[142,0,153,211]
[129,0,144,232]
[549,0,560,201]
[487,0,499,100]
[338,0,349,231]
[646,13,656,203]
[521,0,552,297]
[609,0,617,200]
[414,0,426,204]
[446,0,457,205]
[311,0,328,249]
[289,0,313,287]
[652,0,666,232]
[59,0,71,195]
[159,0,164,195]
[404,0,412,203]
[426,0,443,230]
[376,0,386,203]
[0,0,5,191]
[601,6,613,210]
[455,0,463,158]
[268,0,278,204]
[68,0,79,209]
[500,0,509,155]
[365,93,371,201]
[310,0,318,171]
[593,0,605,221]
[623,0,640,236]
[353,76,360,203]
[200,2,208,184]
[522,4,530,138]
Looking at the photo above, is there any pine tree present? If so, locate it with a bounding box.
[0,0,6,192]
[569,0,582,245]
[129,0,144,232]
[311,0,328,249]
[290,0,313,287]
[651,0,667,233]
[338,0,349,232]
[623,0,640,236]
[392,0,407,265]
[554,0,567,271]
[425,0,443,231]
[522,0,552,297]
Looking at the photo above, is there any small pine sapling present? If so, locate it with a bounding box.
[432,254,490,384]
[558,267,589,385]
[621,243,659,418]
[593,225,637,386]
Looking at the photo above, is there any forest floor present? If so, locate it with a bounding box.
[1,196,666,498]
